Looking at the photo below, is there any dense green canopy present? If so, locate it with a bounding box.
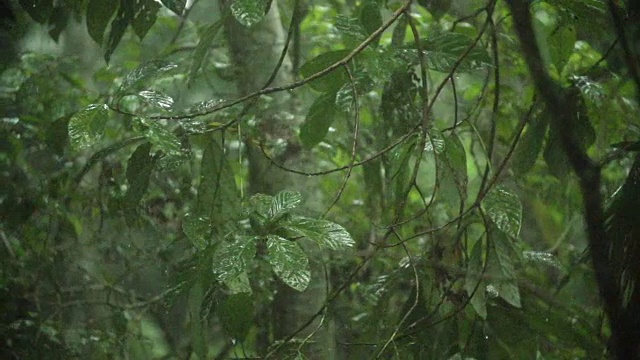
[2,0,640,358]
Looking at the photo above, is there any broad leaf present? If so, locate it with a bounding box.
[137,90,174,110]
[225,272,252,294]
[300,50,351,92]
[270,191,302,221]
[492,231,521,308]
[195,134,240,226]
[218,293,254,341]
[124,142,155,209]
[137,118,181,155]
[543,127,569,179]
[424,130,445,154]
[212,236,257,283]
[482,186,522,239]
[117,60,178,95]
[523,251,562,270]
[267,235,310,291]
[104,7,129,63]
[19,0,53,24]
[188,18,225,86]
[438,132,468,209]
[160,0,186,15]
[131,0,161,40]
[284,216,355,250]
[68,104,109,150]
[182,213,212,250]
[334,15,367,45]
[359,1,382,38]
[86,0,118,44]
[512,112,548,176]
[335,72,374,111]
[230,0,270,27]
[548,24,576,72]
[48,6,68,41]
[465,239,487,319]
[412,32,492,73]
[300,92,337,148]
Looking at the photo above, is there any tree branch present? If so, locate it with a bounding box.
[507,1,626,358]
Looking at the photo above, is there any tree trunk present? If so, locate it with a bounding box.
[220,3,336,358]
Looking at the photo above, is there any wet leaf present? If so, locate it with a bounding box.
[284,216,355,250]
[137,90,174,109]
[182,213,212,250]
[482,186,522,239]
[231,0,270,27]
[300,92,337,148]
[160,0,186,15]
[86,0,118,44]
[300,50,351,92]
[68,104,109,150]
[466,239,487,319]
[188,18,225,86]
[219,293,254,340]
[213,236,257,283]
[267,235,310,291]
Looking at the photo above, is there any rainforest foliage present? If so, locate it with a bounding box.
[2,0,640,358]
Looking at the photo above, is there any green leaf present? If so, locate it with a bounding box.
[548,25,576,72]
[68,104,110,150]
[249,193,273,222]
[132,0,161,40]
[284,216,355,250]
[45,115,70,155]
[160,0,186,15]
[182,213,212,250]
[388,135,417,203]
[300,50,351,92]
[213,236,257,283]
[334,15,367,45]
[522,251,562,270]
[230,0,270,27]
[137,90,174,110]
[124,142,155,208]
[267,235,310,291]
[86,0,118,45]
[19,0,53,24]
[359,1,382,38]
[48,6,68,41]
[492,231,521,308]
[195,134,240,226]
[335,72,374,111]
[188,18,225,86]
[270,191,302,221]
[416,32,492,73]
[300,92,337,148]
[482,186,522,239]
[104,7,129,63]
[532,17,552,71]
[424,130,446,154]
[225,272,252,294]
[438,132,468,208]
[465,239,487,319]
[117,60,178,95]
[218,293,254,341]
[137,118,181,155]
[512,113,548,176]
[543,126,570,179]
[363,160,383,214]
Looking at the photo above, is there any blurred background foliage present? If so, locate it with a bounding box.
[1,0,639,358]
